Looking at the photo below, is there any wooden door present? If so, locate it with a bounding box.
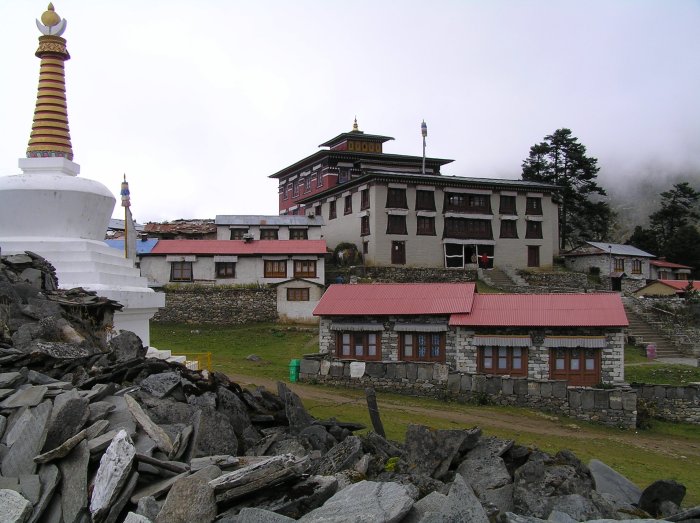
[392,241,406,265]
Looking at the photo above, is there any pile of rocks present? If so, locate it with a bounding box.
[1,252,699,523]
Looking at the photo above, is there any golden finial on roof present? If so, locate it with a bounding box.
[41,4,61,27]
[352,117,359,132]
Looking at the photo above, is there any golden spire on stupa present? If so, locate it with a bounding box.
[26,3,73,161]
[352,116,359,132]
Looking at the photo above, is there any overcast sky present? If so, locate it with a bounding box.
[2,1,699,223]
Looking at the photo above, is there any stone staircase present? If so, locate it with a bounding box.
[479,267,522,292]
[624,305,686,358]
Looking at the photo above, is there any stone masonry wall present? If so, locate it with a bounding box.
[152,286,277,325]
[327,266,478,284]
[632,383,700,424]
[299,357,639,429]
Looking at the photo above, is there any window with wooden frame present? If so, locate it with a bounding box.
[286,183,292,199]
[499,195,517,215]
[314,205,322,216]
[500,220,518,238]
[293,182,299,198]
[386,214,408,235]
[443,218,492,240]
[329,200,337,220]
[289,229,308,240]
[614,258,625,272]
[317,173,323,188]
[444,193,491,213]
[293,260,316,278]
[386,188,408,209]
[361,215,370,236]
[363,241,369,254]
[360,189,370,210]
[478,346,527,376]
[525,220,542,239]
[286,288,309,301]
[550,348,600,386]
[264,260,286,278]
[304,176,312,192]
[416,216,436,236]
[525,197,542,215]
[415,190,436,211]
[527,245,540,267]
[230,229,248,240]
[215,262,235,278]
[281,185,288,201]
[400,333,445,362]
[170,261,193,282]
[344,195,353,215]
[260,229,278,240]
[336,332,381,360]
[631,259,642,274]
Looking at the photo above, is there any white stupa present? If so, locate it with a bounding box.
[0,4,164,345]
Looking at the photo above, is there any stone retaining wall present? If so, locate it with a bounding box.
[518,270,593,291]
[326,266,477,284]
[631,383,700,424]
[152,286,277,325]
[299,357,637,429]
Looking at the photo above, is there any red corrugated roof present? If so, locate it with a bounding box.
[313,283,476,316]
[653,280,700,291]
[449,293,628,327]
[148,239,327,255]
[650,260,692,269]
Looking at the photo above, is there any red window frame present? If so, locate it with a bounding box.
[336,332,381,360]
[215,262,235,278]
[477,346,527,376]
[170,261,193,282]
[260,229,279,240]
[400,333,445,362]
[264,260,286,278]
[289,229,308,240]
[293,260,317,278]
[550,348,600,386]
[286,288,309,301]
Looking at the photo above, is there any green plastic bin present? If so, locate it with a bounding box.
[289,359,301,382]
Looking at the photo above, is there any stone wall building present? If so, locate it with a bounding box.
[312,283,627,386]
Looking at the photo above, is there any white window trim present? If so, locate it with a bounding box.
[525,216,544,222]
[416,185,436,192]
[417,211,437,217]
[445,187,492,195]
[444,212,493,220]
[213,256,238,263]
[388,183,408,189]
[500,215,518,221]
[386,209,409,216]
[166,255,197,262]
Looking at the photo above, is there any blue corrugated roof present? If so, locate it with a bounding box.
[105,238,159,255]
[586,242,654,257]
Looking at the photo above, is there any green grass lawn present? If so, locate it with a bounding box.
[151,323,318,380]
[151,323,700,505]
[625,344,700,385]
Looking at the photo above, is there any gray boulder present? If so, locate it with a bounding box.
[402,424,469,479]
[139,372,182,399]
[109,330,146,362]
[0,489,32,523]
[315,435,363,475]
[155,465,220,523]
[639,479,686,517]
[43,389,89,450]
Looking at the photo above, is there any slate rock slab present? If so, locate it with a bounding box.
[299,480,415,523]
[59,439,90,523]
[0,488,33,523]
[234,507,296,522]
[278,382,314,434]
[90,430,136,522]
[28,464,60,523]
[43,389,89,451]
[155,465,221,523]
[109,331,146,363]
[0,371,23,388]
[588,459,642,507]
[189,407,238,458]
[1,400,52,477]
[315,435,363,476]
[0,385,48,409]
[402,424,469,479]
[140,372,181,399]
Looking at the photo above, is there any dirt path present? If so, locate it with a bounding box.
[228,373,700,460]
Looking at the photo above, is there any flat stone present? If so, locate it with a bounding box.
[236,508,296,522]
[0,385,48,409]
[18,474,41,505]
[34,428,87,464]
[278,382,314,435]
[0,489,32,523]
[124,394,173,456]
[402,490,447,523]
[4,407,33,447]
[155,465,221,523]
[103,395,137,436]
[216,386,252,436]
[90,430,136,522]
[315,435,363,476]
[458,455,513,512]
[43,389,89,451]
[130,472,189,505]
[59,439,90,523]
[124,513,152,523]
[88,401,116,423]
[140,372,181,399]
[27,464,60,523]
[350,361,366,378]
[468,435,514,459]
[88,430,119,454]
[104,472,140,523]
[189,407,238,458]
[589,459,642,507]
[110,331,146,363]
[299,480,415,523]
[190,455,239,472]
[135,496,160,521]
[403,424,469,479]
[2,400,52,477]
[0,372,23,388]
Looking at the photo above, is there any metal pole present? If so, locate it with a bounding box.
[421,120,427,176]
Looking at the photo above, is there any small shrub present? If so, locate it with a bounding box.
[636,398,657,430]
